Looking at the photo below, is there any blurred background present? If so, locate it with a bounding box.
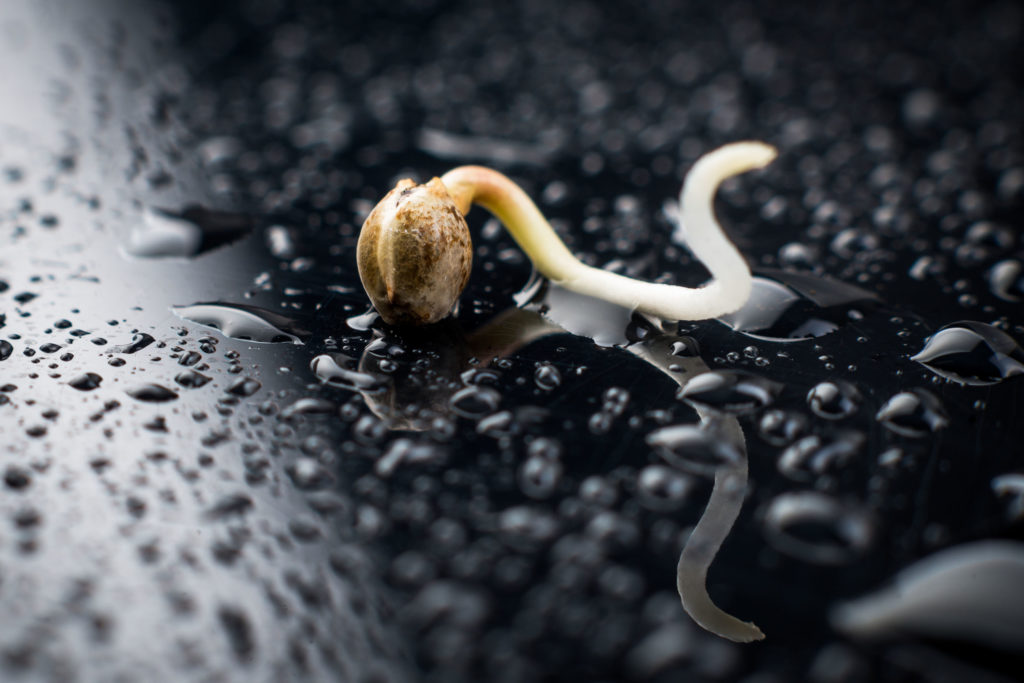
[1,0,1023,681]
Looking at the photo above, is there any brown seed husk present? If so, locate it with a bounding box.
[357,177,473,325]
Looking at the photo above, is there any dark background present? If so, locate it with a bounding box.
[1,0,1022,681]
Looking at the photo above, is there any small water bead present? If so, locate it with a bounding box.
[534,363,562,391]
[125,383,179,402]
[777,432,865,481]
[602,387,630,416]
[636,465,693,511]
[178,350,202,366]
[991,474,1024,520]
[762,492,874,565]
[518,455,563,499]
[646,425,743,476]
[778,242,819,270]
[288,457,334,490]
[499,506,560,550]
[876,389,948,437]
[807,381,862,420]
[758,409,809,446]
[0,340,12,361]
[911,321,1024,385]
[353,414,387,444]
[68,372,103,391]
[987,259,1023,302]
[579,476,618,507]
[677,370,782,414]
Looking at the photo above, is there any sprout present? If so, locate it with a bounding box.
[357,142,777,324]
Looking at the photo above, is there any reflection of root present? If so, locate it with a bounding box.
[677,437,764,642]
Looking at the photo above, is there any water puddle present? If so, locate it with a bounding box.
[173,302,308,344]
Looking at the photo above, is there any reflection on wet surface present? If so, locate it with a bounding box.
[2,0,1023,681]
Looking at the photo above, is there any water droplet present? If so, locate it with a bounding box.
[499,506,560,550]
[875,389,948,437]
[376,438,446,477]
[758,409,808,446]
[174,370,211,388]
[987,259,1023,302]
[449,385,501,418]
[991,474,1024,520]
[646,425,742,475]
[289,458,334,490]
[126,383,178,402]
[777,432,865,481]
[0,340,12,361]
[310,354,386,392]
[280,398,337,420]
[807,381,862,419]
[763,492,873,564]
[174,303,306,344]
[112,332,155,354]
[518,455,563,499]
[677,370,782,414]
[226,377,261,397]
[912,321,1024,386]
[534,363,562,391]
[69,372,103,391]
[636,465,693,511]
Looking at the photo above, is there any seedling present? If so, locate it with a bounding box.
[358,142,777,324]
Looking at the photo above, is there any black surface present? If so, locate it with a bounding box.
[1,0,1023,681]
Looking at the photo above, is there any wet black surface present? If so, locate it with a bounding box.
[2,0,1024,681]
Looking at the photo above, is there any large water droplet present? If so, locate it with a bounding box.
[678,370,782,414]
[911,321,1024,386]
[174,303,306,344]
[806,381,862,420]
[763,492,873,564]
[0,340,12,361]
[126,383,179,402]
[449,385,501,418]
[174,370,212,388]
[646,425,742,475]
[875,389,948,437]
[69,372,103,391]
[719,270,876,342]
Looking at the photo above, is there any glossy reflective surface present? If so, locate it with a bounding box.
[2,1,1023,681]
